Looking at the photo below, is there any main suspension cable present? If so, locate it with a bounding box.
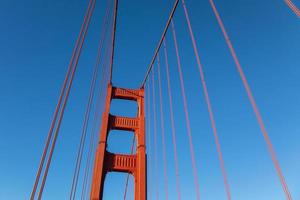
[208,0,292,199]
[181,0,231,199]
[108,0,119,83]
[141,0,179,87]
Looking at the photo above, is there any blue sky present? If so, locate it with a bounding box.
[0,0,299,199]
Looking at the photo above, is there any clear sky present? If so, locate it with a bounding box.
[0,0,299,199]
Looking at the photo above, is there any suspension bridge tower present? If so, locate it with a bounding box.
[90,85,147,200]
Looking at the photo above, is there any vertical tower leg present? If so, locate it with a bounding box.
[90,85,112,200]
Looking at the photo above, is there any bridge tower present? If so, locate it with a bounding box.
[90,84,147,200]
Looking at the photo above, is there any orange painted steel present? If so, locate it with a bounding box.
[90,84,147,200]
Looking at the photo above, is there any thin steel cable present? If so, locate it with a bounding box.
[156,54,169,200]
[69,50,98,200]
[152,70,159,200]
[37,0,96,198]
[208,0,292,199]
[163,39,182,200]
[170,20,201,200]
[180,0,231,198]
[285,0,300,18]
[30,0,94,199]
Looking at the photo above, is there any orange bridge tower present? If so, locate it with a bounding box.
[90,84,147,200]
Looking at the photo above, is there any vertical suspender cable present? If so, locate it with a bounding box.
[163,39,182,200]
[37,0,96,199]
[30,0,95,199]
[156,54,169,200]
[180,1,232,199]
[208,0,292,199]
[157,54,168,200]
[152,70,159,200]
[170,20,201,200]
